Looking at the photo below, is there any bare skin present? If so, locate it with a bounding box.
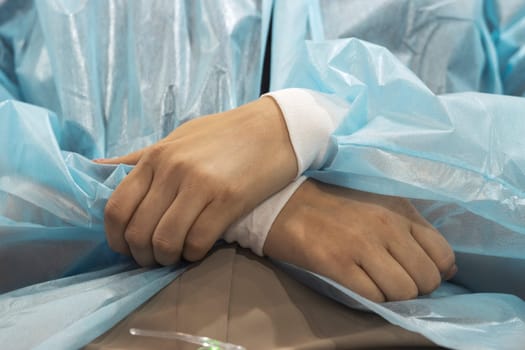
[97,97,297,266]
[98,97,456,301]
[264,179,457,302]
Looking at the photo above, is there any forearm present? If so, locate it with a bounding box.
[224,88,350,255]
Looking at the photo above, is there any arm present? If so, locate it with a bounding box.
[263,178,456,302]
[223,88,348,254]
[99,87,346,265]
[225,89,456,302]
[98,96,298,266]
[100,84,456,302]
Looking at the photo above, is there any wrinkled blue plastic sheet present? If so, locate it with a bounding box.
[272,0,525,97]
[271,0,501,95]
[0,100,193,349]
[1,0,525,349]
[488,0,525,96]
[2,0,272,158]
[0,0,271,348]
[0,262,188,349]
[276,261,525,350]
[271,1,525,349]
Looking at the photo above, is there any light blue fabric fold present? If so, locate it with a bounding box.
[276,260,525,350]
[271,1,525,349]
[2,0,525,349]
[271,0,502,95]
[0,262,188,350]
[487,0,525,96]
[0,0,271,348]
[1,0,272,158]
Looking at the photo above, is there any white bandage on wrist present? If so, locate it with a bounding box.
[224,88,348,255]
[223,176,307,256]
[264,88,348,176]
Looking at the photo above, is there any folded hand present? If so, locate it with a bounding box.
[98,97,296,266]
[264,179,456,302]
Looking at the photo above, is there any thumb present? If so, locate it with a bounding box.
[93,148,145,165]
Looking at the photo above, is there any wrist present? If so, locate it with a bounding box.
[264,89,348,175]
[263,178,314,258]
[257,96,299,180]
[224,176,307,256]
[233,96,298,183]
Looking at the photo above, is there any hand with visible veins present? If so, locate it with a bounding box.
[264,179,457,302]
[96,97,297,267]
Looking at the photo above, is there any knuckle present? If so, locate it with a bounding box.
[153,237,182,266]
[376,210,395,227]
[141,144,164,165]
[165,155,184,173]
[174,162,214,189]
[368,207,396,230]
[179,157,198,173]
[148,144,164,158]
[152,236,180,256]
[104,198,125,224]
[218,184,241,203]
[124,226,149,248]
[182,235,209,262]
[170,156,199,176]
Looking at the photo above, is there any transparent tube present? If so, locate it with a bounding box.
[129,328,246,350]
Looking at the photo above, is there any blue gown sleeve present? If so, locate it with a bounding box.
[269,1,525,349]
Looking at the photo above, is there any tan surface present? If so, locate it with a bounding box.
[86,245,443,349]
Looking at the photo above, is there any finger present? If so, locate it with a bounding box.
[338,265,386,303]
[388,235,442,295]
[410,222,456,276]
[182,200,242,261]
[361,248,418,301]
[152,190,211,266]
[104,165,153,255]
[94,148,146,165]
[444,264,458,280]
[124,177,178,266]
